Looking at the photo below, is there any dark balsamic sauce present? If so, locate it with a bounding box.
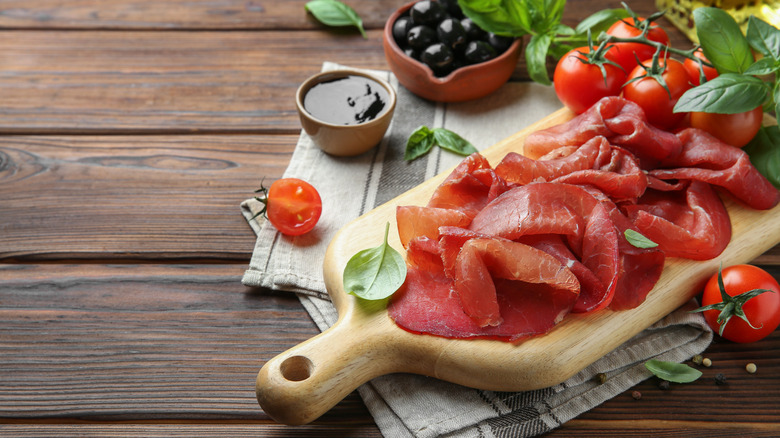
[304,75,389,125]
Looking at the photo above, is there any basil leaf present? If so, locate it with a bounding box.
[695,7,753,74]
[405,126,435,161]
[624,229,658,249]
[747,15,780,62]
[744,126,780,189]
[458,0,532,36]
[745,57,779,76]
[526,32,554,85]
[343,222,407,301]
[645,359,702,383]
[432,128,479,156]
[405,126,477,161]
[305,0,366,39]
[574,8,629,35]
[674,73,768,114]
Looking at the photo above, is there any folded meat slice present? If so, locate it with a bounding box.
[651,128,780,210]
[387,236,580,341]
[427,153,508,218]
[469,183,622,312]
[524,97,681,166]
[495,136,611,185]
[622,180,732,260]
[396,205,472,249]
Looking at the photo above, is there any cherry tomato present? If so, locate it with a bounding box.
[690,106,763,148]
[606,17,670,74]
[257,178,322,236]
[699,265,780,343]
[553,46,627,114]
[683,49,719,86]
[622,58,691,130]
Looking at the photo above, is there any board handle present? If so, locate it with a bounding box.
[256,309,402,425]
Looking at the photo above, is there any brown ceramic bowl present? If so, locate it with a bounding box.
[383,1,523,103]
[295,69,396,157]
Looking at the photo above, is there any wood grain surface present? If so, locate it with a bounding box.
[1,0,778,437]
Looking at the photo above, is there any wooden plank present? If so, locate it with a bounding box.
[0,424,383,438]
[0,30,388,134]
[0,0,400,30]
[0,135,294,261]
[0,264,376,425]
[1,263,777,432]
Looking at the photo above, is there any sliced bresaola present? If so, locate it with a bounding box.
[427,153,508,218]
[621,180,732,261]
[396,205,472,249]
[495,136,612,185]
[651,128,780,210]
[580,186,666,310]
[552,145,648,202]
[387,236,580,341]
[469,182,621,311]
[524,97,681,167]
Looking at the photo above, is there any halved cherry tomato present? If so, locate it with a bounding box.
[553,46,627,114]
[698,264,780,343]
[606,17,670,74]
[690,106,763,148]
[622,58,691,130]
[683,49,719,86]
[255,178,322,236]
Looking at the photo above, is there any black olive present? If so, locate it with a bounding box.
[393,16,413,47]
[463,40,496,64]
[486,33,514,54]
[461,17,486,41]
[409,0,446,26]
[403,46,419,60]
[421,43,454,70]
[438,0,463,18]
[437,18,467,51]
[406,25,437,50]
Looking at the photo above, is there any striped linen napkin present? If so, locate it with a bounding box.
[241,62,713,438]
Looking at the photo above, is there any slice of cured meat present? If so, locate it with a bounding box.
[580,186,666,310]
[469,183,621,312]
[453,237,580,328]
[427,153,508,218]
[387,237,580,341]
[622,180,732,260]
[552,145,648,202]
[524,97,681,166]
[396,205,472,249]
[495,136,611,185]
[651,128,780,210]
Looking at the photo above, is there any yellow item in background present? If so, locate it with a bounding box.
[656,0,780,43]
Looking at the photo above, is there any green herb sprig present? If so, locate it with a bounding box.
[342,222,407,301]
[305,0,366,39]
[645,359,703,383]
[457,0,629,84]
[405,126,478,161]
[624,229,658,249]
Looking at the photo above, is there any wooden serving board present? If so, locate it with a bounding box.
[256,108,780,425]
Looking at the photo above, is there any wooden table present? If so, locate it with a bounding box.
[1,1,778,436]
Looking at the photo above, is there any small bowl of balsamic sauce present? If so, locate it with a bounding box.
[296,69,396,157]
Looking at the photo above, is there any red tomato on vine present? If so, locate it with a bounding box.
[683,49,719,86]
[623,57,691,130]
[693,265,780,343]
[606,16,670,74]
[553,45,627,114]
[253,178,322,236]
[690,106,763,148]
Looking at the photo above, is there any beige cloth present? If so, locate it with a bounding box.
[241,62,713,438]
